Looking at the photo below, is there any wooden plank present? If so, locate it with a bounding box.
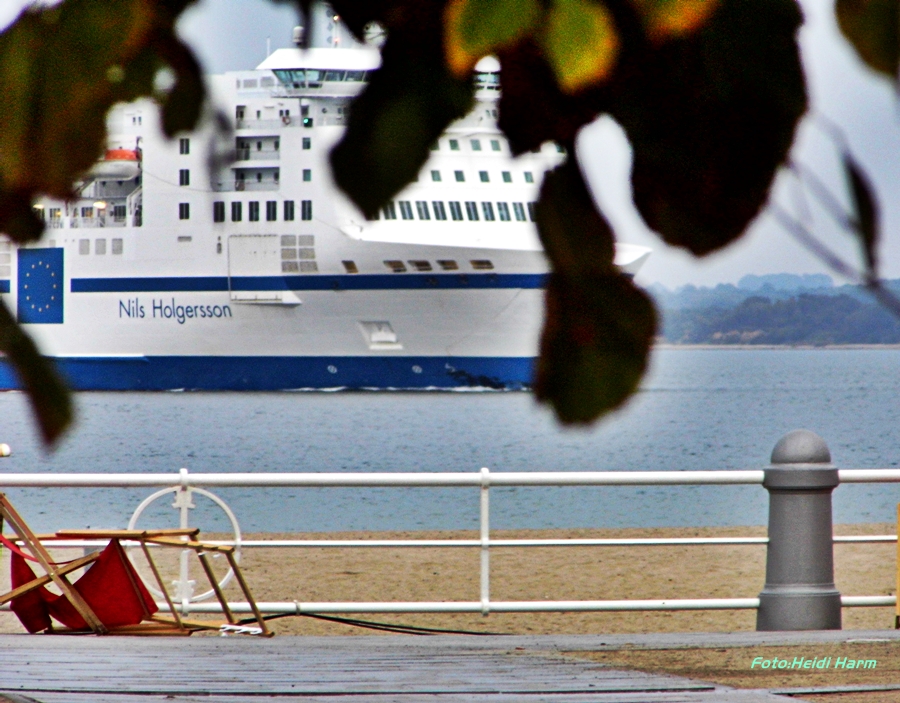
[223,549,271,636]
[53,528,200,539]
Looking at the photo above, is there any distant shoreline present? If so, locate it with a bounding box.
[653,343,900,350]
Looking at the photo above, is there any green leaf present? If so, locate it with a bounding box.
[607,0,807,254]
[632,0,720,41]
[445,0,541,76]
[330,6,474,217]
[536,272,656,423]
[836,0,900,77]
[534,160,656,423]
[0,300,72,445]
[496,40,604,154]
[535,158,615,275]
[539,0,620,93]
[844,153,880,274]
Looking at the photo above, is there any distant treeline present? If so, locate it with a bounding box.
[661,293,900,345]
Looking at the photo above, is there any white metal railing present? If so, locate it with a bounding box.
[0,468,898,618]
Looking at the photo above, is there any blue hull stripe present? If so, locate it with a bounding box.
[70,273,547,293]
[0,356,535,391]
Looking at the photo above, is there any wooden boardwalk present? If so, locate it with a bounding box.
[0,632,834,703]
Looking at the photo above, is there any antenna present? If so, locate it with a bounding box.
[266,36,271,57]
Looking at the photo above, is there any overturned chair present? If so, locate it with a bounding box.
[0,494,270,636]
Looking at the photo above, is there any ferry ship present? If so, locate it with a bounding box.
[8,8,650,391]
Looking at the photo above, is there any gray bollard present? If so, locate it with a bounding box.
[756,429,842,631]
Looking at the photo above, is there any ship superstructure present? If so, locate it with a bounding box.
[9,9,650,390]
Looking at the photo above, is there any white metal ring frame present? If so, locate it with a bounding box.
[128,485,242,603]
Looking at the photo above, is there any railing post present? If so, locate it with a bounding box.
[757,429,841,631]
[480,468,490,616]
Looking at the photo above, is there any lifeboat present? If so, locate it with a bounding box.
[88,148,141,180]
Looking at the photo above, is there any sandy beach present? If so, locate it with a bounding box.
[1,523,893,637]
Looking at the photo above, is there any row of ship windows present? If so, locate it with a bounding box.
[374,200,537,223]
[335,259,494,275]
[432,138,565,155]
[429,169,533,184]
[35,206,128,221]
[175,201,314,222]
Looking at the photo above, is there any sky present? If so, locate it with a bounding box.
[2,0,899,288]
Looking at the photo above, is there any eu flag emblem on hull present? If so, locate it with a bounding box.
[18,248,63,324]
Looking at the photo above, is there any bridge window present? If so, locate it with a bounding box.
[382,201,397,220]
[415,201,430,220]
[248,201,259,222]
[465,201,479,221]
[179,169,190,186]
[179,202,190,220]
[513,202,526,221]
[481,202,495,221]
[266,201,277,221]
[479,171,489,183]
[432,202,447,221]
[231,202,242,222]
[497,202,511,221]
[284,200,295,221]
[448,202,463,221]
[398,201,413,220]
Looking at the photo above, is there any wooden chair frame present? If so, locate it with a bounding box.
[0,494,271,636]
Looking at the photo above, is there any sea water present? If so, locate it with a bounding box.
[1,349,899,533]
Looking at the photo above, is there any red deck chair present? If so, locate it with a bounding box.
[9,538,156,633]
[0,493,271,636]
